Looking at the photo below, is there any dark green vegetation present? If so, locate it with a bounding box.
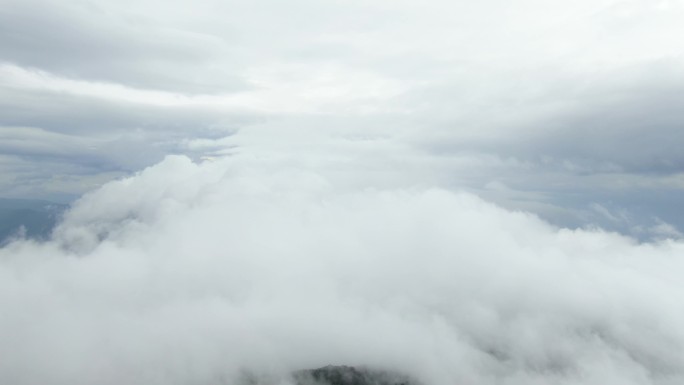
[237,366,418,385]
[292,366,417,385]
[0,198,67,245]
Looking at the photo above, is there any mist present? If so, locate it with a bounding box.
[2,148,683,385]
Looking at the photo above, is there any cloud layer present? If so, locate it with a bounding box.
[2,0,684,236]
[2,3,684,382]
[2,154,684,385]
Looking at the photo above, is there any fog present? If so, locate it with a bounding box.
[2,145,683,385]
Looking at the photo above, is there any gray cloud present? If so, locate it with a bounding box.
[1,0,683,230]
[0,0,245,93]
[0,84,254,138]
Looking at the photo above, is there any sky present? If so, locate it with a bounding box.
[2,0,684,384]
[2,0,684,237]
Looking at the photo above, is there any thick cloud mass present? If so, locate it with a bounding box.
[2,154,684,385]
[2,1,684,382]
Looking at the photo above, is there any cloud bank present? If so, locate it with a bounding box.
[2,153,684,385]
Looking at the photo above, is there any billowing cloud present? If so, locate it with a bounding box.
[2,2,684,382]
[2,154,684,384]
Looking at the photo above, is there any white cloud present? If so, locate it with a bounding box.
[2,154,684,384]
[3,2,684,380]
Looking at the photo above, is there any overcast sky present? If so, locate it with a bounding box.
[2,0,684,238]
[3,0,684,239]
[3,1,684,384]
